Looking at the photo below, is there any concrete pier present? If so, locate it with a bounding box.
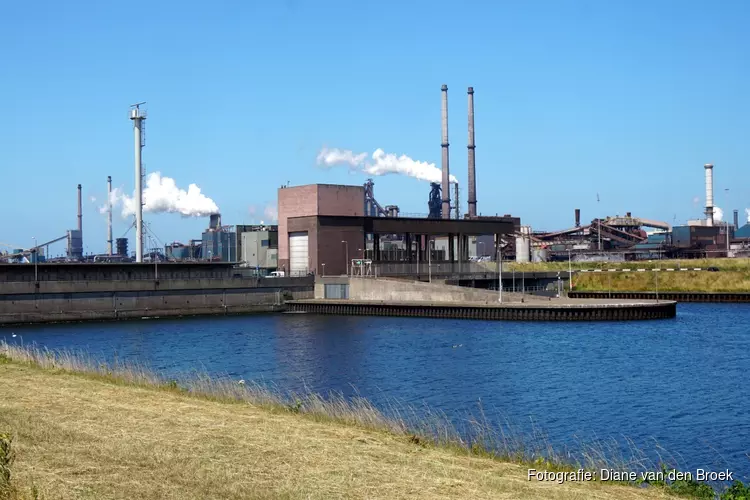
[286,299,676,321]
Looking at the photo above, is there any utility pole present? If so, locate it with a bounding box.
[497,243,503,303]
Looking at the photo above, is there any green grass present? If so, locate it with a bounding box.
[483,259,750,293]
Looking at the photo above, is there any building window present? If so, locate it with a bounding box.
[261,240,269,247]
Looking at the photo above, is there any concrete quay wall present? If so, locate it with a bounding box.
[287,299,677,321]
[316,277,532,303]
[0,277,313,326]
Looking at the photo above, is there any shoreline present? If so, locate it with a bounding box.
[0,342,711,499]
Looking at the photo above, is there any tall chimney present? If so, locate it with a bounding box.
[130,104,146,263]
[575,208,581,227]
[704,163,714,226]
[467,87,477,218]
[454,183,460,219]
[77,183,82,232]
[107,176,113,255]
[441,84,451,219]
[734,209,739,230]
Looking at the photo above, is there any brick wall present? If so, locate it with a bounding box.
[277,184,365,274]
[278,185,319,271]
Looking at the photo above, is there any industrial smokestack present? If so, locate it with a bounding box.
[441,84,451,219]
[704,163,714,226]
[130,103,146,262]
[107,176,113,255]
[77,183,82,232]
[454,183,459,219]
[575,208,581,227]
[467,87,477,218]
[734,209,739,230]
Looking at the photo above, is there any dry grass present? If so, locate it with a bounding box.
[0,343,677,500]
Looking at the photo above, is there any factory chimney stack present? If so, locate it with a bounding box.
[77,184,82,233]
[467,87,477,218]
[440,85,451,219]
[107,176,113,255]
[130,103,147,262]
[575,208,581,227]
[704,163,714,227]
[734,209,739,231]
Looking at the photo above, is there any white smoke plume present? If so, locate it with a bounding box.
[746,208,750,223]
[317,147,458,184]
[714,206,724,222]
[248,203,278,223]
[104,172,219,218]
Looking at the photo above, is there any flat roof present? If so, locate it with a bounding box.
[0,262,237,268]
[291,215,519,236]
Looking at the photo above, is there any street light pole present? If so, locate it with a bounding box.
[497,244,503,303]
[341,240,349,276]
[32,237,37,283]
[568,249,573,295]
[428,238,432,283]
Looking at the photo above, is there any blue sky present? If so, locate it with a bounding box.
[3,0,749,255]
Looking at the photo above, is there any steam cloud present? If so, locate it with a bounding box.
[714,207,724,222]
[746,208,750,223]
[103,172,219,218]
[317,147,458,184]
[248,203,278,223]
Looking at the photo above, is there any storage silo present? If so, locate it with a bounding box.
[515,226,531,262]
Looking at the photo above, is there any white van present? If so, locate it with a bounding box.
[268,271,285,278]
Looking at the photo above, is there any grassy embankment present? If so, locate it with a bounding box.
[0,342,694,500]
[486,259,750,293]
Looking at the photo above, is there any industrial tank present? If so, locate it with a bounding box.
[532,247,548,262]
[515,226,531,262]
[115,238,129,257]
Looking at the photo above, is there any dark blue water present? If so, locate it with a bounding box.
[3,303,749,480]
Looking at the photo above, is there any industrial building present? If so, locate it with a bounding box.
[277,183,519,277]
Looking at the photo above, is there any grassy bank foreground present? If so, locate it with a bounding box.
[0,343,745,500]
[496,259,750,293]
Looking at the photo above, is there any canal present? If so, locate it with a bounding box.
[3,303,749,480]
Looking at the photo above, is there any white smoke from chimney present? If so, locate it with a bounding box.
[714,206,724,222]
[106,172,219,218]
[746,208,750,223]
[317,147,458,184]
[248,203,278,223]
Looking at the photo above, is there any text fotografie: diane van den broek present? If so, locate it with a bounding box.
[528,468,735,484]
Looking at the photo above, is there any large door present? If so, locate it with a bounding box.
[289,232,309,275]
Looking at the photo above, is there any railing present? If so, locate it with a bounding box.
[373,262,497,277]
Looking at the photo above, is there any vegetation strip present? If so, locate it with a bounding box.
[0,342,747,499]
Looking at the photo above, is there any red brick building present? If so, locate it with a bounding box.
[278,184,365,276]
[277,183,518,277]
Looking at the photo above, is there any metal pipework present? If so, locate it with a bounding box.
[704,163,714,226]
[107,175,113,255]
[467,87,477,218]
[441,84,451,219]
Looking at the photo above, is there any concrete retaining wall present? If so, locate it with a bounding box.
[0,278,313,325]
[316,277,515,303]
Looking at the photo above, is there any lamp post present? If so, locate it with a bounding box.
[428,238,432,283]
[725,188,730,257]
[568,249,573,295]
[341,240,349,276]
[32,237,38,283]
[322,263,325,277]
[497,244,503,303]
